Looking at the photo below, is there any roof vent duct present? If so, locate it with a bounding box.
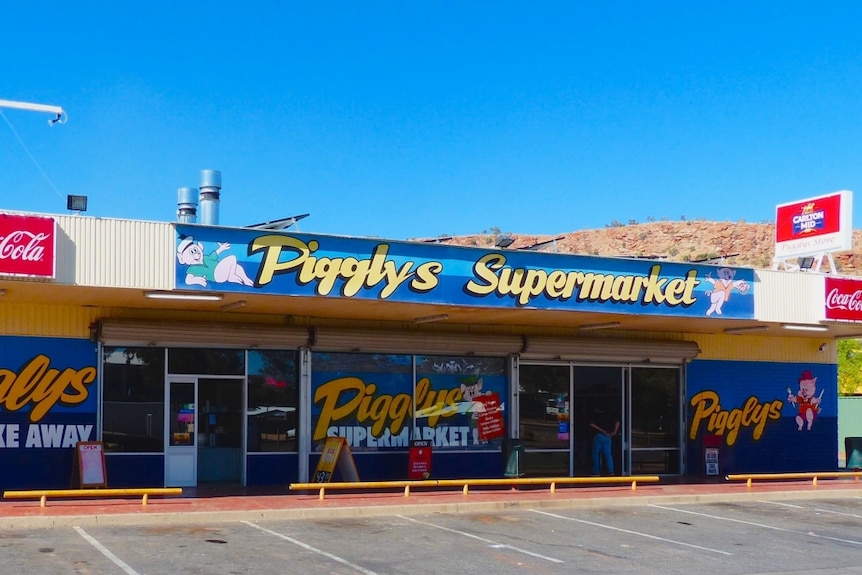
[177,187,198,223]
[199,169,221,225]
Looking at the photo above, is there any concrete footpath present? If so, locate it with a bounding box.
[2,478,862,530]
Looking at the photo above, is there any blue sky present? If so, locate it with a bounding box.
[2,2,861,240]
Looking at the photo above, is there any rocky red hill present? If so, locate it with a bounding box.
[423,221,862,275]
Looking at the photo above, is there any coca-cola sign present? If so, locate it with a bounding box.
[0,213,56,278]
[825,276,862,321]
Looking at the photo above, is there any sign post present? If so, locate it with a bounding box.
[312,437,360,483]
[408,440,432,479]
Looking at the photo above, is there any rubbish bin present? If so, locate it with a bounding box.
[502,437,524,478]
[846,437,862,468]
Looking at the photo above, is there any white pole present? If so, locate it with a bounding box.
[0,99,66,124]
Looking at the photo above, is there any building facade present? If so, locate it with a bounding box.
[0,210,850,490]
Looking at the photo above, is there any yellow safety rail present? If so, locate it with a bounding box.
[3,487,183,508]
[726,471,862,488]
[290,475,660,500]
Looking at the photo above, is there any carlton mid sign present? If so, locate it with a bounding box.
[775,191,853,259]
[825,276,862,322]
[0,213,56,279]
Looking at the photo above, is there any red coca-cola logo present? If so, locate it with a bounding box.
[825,277,862,321]
[826,288,862,311]
[0,214,56,278]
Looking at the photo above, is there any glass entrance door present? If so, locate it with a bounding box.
[519,364,571,476]
[573,366,626,476]
[165,378,197,486]
[197,378,243,483]
[519,363,629,477]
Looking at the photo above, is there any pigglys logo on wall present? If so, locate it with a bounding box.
[0,337,98,449]
[310,353,507,450]
[688,390,783,446]
[686,360,837,474]
[0,213,56,279]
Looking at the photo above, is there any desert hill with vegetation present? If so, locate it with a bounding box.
[426,221,862,275]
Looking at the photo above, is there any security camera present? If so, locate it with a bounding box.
[818,343,827,352]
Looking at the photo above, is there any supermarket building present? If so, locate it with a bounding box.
[0,192,858,490]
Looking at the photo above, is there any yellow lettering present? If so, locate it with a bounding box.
[689,390,784,446]
[0,355,95,423]
[249,235,315,286]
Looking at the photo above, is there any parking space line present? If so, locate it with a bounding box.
[242,521,380,575]
[530,510,731,556]
[756,500,805,509]
[397,515,564,563]
[650,504,862,546]
[73,527,140,575]
[814,508,862,519]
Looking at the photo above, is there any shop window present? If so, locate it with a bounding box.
[247,350,299,452]
[630,366,681,474]
[102,347,165,452]
[311,352,413,452]
[415,355,507,451]
[168,348,245,375]
[310,352,508,453]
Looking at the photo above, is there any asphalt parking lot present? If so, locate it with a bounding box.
[3,496,862,575]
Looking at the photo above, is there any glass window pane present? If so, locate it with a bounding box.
[170,381,195,446]
[630,367,680,449]
[247,350,299,452]
[102,347,165,452]
[519,365,570,450]
[631,449,680,474]
[311,352,412,452]
[168,348,245,375]
[415,356,508,451]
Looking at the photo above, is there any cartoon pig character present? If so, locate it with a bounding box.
[787,370,822,431]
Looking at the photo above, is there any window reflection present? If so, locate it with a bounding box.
[102,347,165,452]
[247,350,298,452]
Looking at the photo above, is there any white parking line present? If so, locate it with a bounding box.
[530,509,731,556]
[814,508,862,519]
[756,500,805,509]
[242,521,380,575]
[73,527,140,575]
[397,515,564,563]
[650,504,862,546]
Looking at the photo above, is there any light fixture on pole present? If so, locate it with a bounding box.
[67,195,88,212]
[0,98,67,125]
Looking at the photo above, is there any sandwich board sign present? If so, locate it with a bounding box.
[313,437,360,483]
[74,441,107,488]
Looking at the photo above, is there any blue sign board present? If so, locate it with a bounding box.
[175,224,755,319]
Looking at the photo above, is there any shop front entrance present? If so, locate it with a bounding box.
[165,376,244,486]
[518,364,626,477]
[518,363,682,477]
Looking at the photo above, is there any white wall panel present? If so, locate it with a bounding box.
[55,216,173,289]
[755,269,824,324]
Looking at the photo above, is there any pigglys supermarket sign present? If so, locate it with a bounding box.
[175,224,756,320]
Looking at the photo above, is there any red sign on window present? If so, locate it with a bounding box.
[0,213,56,278]
[825,276,862,321]
[475,392,505,441]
